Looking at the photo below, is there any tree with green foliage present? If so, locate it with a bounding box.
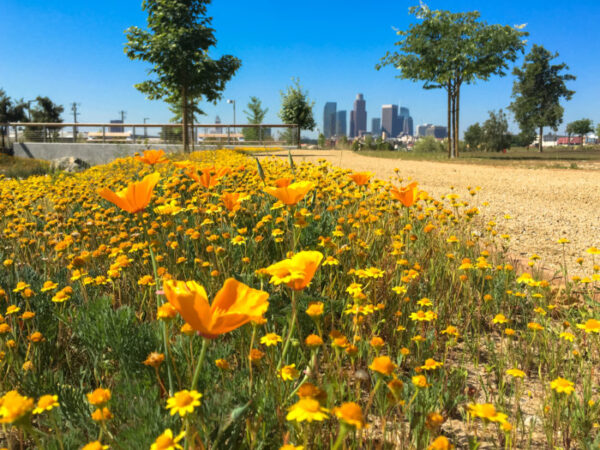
[25,96,64,141]
[0,89,28,152]
[317,133,326,149]
[566,119,593,146]
[278,79,316,147]
[377,4,527,158]
[124,0,241,152]
[596,124,600,142]
[413,136,445,153]
[243,97,268,143]
[463,123,483,150]
[511,128,536,148]
[482,109,511,152]
[509,45,575,152]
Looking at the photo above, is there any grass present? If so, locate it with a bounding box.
[0,154,52,178]
[355,146,600,168]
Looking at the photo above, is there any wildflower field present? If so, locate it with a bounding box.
[0,148,598,449]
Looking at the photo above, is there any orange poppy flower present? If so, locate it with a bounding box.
[186,166,231,189]
[264,181,314,206]
[221,192,245,212]
[390,182,419,207]
[135,149,167,165]
[163,278,269,339]
[262,251,323,290]
[348,172,372,186]
[97,172,160,214]
[274,177,293,188]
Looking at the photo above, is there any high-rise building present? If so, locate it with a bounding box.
[399,107,413,136]
[381,104,398,137]
[417,124,431,137]
[336,110,347,137]
[323,102,337,138]
[350,94,367,137]
[371,118,381,136]
[214,115,222,134]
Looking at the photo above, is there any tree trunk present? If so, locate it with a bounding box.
[447,84,452,158]
[454,83,460,158]
[182,86,189,152]
[297,125,301,149]
[538,126,543,153]
[190,98,195,152]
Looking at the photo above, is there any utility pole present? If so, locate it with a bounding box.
[71,102,80,142]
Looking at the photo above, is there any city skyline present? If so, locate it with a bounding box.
[323,94,419,139]
[2,1,599,137]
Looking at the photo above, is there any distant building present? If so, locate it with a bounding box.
[109,120,124,133]
[350,94,367,137]
[423,125,447,139]
[381,105,399,137]
[336,110,347,137]
[371,118,381,136]
[323,102,337,138]
[399,107,413,136]
[214,115,222,134]
[417,124,431,137]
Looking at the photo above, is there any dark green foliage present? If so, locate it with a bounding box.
[279,79,316,147]
[377,5,527,158]
[482,109,511,152]
[509,45,575,152]
[124,0,241,151]
[243,97,268,142]
[566,118,593,144]
[464,123,483,150]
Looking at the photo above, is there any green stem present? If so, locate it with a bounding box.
[277,290,297,370]
[191,338,209,391]
[148,244,174,396]
[332,424,350,450]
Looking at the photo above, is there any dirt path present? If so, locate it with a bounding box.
[265,150,600,277]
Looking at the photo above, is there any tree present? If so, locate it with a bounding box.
[596,124,600,142]
[566,119,593,146]
[482,109,511,152]
[0,89,28,152]
[243,97,268,143]
[413,136,445,153]
[509,45,575,152]
[166,92,205,148]
[25,96,64,141]
[278,79,316,147]
[125,0,241,152]
[463,123,483,150]
[377,5,527,158]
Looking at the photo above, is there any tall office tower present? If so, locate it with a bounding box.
[417,123,431,137]
[215,115,222,134]
[336,110,347,136]
[404,116,414,136]
[323,102,337,138]
[349,110,356,138]
[371,118,381,136]
[399,107,413,136]
[351,94,367,137]
[381,104,399,137]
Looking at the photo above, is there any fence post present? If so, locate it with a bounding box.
[227,126,231,145]
[15,126,18,143]
[43,126,46,143]
[102,126,106,143]
[132,126,136,144]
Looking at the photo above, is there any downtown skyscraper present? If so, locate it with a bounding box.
[323,102,337,138]
[349,94,367,137]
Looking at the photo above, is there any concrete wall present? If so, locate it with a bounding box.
[12,143,187,165]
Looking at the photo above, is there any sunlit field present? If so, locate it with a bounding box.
[0,149,598,449]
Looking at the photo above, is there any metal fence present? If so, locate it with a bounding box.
[0,122,300,149]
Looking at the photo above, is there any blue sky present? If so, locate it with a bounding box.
[2,0,599,137]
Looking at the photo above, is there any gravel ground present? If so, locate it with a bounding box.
[266,149,600,278]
